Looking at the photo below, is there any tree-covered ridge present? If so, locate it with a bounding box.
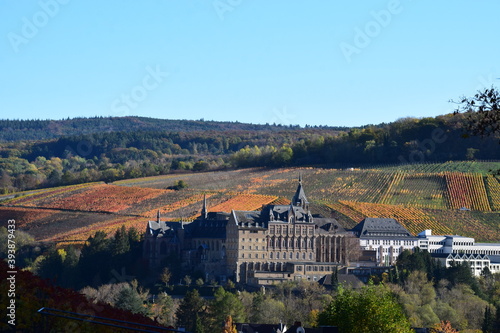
[1,113,499,194]
[0,116,348,142]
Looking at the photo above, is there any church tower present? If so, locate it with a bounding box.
[201,193,208,219]
[291,173,309,211]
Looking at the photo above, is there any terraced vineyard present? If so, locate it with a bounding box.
[1,161,499,243]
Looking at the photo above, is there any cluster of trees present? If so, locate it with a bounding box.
[2,225,145,290]
[386,249,500,331]
[0,259,167,332]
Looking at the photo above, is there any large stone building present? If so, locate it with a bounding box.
[144,177,352,285]
[144,176,500,284]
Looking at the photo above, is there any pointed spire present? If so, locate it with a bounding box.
[292,173,309,209]
[201,193,208,219]
[157,210,161,223]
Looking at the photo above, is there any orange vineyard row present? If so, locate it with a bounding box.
[41,184,166,213]
[486,175,500,211]
[445,172,491,211]
[209,194,278,213]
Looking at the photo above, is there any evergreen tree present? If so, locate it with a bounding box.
[61,245,79,288]
[483,306,494,333]
[493,304,500,333]
[112,225,130,256]
[209,287,246,331]
[331,266,339,292]
[176,289,206,332]
[37,247,64,282]
[194,313,205,333]
[79,231,112,285]
[115,286,148,315]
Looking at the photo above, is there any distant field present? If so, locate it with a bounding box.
[1,161,499,244]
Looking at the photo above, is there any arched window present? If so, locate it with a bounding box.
[270,252,274,259]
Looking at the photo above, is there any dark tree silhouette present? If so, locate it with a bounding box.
[453,87,500,140]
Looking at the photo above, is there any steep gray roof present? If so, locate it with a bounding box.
[352,218,417,239]
[315,218,347,234]
[146,220,183,238]
[232,210,268,228]
[185,215,229,238]
[291,179,309,206]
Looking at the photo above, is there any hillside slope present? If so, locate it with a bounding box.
[1,163,499,243]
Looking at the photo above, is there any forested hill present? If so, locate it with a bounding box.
[0,116,347,142]
[0,113,499,193]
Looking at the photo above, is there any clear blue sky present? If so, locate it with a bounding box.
[1,1,499,127]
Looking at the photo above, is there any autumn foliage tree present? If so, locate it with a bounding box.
[222,315,237,333]
[430,320,458,333]
[318,284,413,333]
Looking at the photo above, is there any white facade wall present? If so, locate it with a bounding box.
[359,238,418,265]
[357,229,500,274]
[418,230,500,255]
[418,230,500,276]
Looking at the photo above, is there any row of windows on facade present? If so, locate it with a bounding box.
[296,265,336,272]
[268,239,313,249]
[428,241,446,245]
[430,249,500,255]
[238,229,260,234]
[427,241,475,246]
[235,252,314,260]
[445,260,488,268]
[453,241,474,246]
[368,239,416,246]
[268,226,314,235]
[376,247,403,254]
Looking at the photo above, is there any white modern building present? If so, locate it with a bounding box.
[352,218,420,265]
[352,221,500,276]
[416,229,500,276]
[417,229,500,256]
